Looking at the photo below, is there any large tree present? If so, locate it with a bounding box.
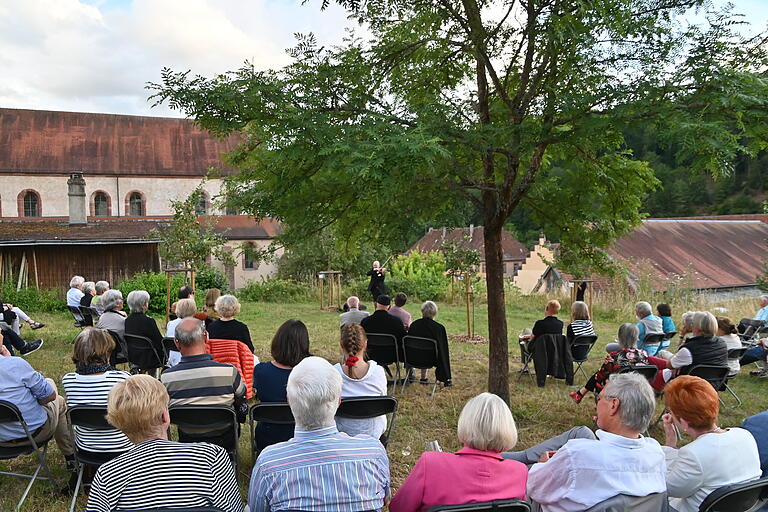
[150,0,767,402]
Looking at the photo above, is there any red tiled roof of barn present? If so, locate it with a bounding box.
[408,226,528,262]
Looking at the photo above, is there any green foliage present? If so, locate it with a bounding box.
[0,283,64,313]
[195,265,230,294]
[441,238,481,278]
[117,272,186,315]
[237,279,312,303]
[388,251,448,301]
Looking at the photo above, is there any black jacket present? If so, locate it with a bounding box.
[531,334,574,387]
[361,310,406,342]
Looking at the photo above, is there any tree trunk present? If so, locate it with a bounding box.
[483,220,510,403]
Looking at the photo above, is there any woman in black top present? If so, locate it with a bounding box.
[80,281,96,307]
[207,294,254,352]
[124,290,165,367]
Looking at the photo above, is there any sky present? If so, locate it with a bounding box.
[0,0,766,118]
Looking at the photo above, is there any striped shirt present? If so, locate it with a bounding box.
[62,370,133,452]
[248,425,390,512]
[569,319,596,338]
[86,439,244,512]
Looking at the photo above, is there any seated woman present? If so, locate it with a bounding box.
[86,375,244,512]
[96,289,127,337]
[406,300,453,386]
[252,319,310,451]
[203,288,221,326]
[657,303,676,352]
[61,328,133,464]
[334,324,387,439]
[570,323,648,404]
[661,375,761,512]
[1,302,44,334]
[80,281,96,308]
[663,311,728,382]
[165,298,198,367]
[717,316,742,378]
[567,300,596,360]
[520,299,562,355]
[389,393,527,512]
[207,295,254,352]
[124,290,165,366]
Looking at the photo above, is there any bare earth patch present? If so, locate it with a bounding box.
[450,334,488,344]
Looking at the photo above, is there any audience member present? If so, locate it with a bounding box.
[96,290,126,337]
[339,295,369,326]
[658,310,695,359]
[334,323,387,439]
[635,301,665,354]
[407,300,453,386]
[519,299,563,362]
[165,298,198,366]
[658,303,676,335]
[248,356,389,512]
[1,302,44,334]
[204,288,222,323]
[717,316,742,377]
[62,328,132,462]
[518,373,666,511]
[390,393,526,512]
[208,295,254,352]
[91,281,110,313]
[86,375,244,512]
[361,294,406,345]
[161,318,246,447]
[253,319,311,451]
[742,411,768,477]
[1,327,43,356]
[664,311,727,382]
[566,300,595,360]
[67,275,86,307]
[661,375,761,512]
[755,295,768,323]
[80,281,96,308]
[124,290,164,364]
[570,323,648,404]
[179,285,195,300]
[0,342,74,471]
[388,292,412,330]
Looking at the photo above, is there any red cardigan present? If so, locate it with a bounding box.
[205,338,255,399]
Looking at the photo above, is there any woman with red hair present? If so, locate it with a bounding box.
[661,375,761,512]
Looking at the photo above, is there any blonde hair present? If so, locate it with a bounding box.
[546,299,561,315]
[693,311,718,336]
[215,294,240,317]
[457,393,518,452]
[571,301,590,321]
[174,298,197,319]
[107,375,168,444]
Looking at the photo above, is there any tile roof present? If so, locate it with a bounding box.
[408,226,528,261]
[203,216,283,239]
[0,108,240,177]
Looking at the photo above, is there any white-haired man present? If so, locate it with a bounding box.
[635,301,664,353]
[67,275,86,307]
[248,356,390,511]
[508,373,667,511]
[340,296,369,326]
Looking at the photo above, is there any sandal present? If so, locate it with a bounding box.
[30,321,45,330]
[570,390,584,404]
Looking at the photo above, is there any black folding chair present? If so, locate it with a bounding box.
[698,476,768,512]
[249,402,295,458]
[726,347,748,407]
[618,364,659,384]
[0,400,57,511]
[365,333,403,386]
[77,306,96,327]
[683,365,731,406]
[123,333,167,376]
[106,330,129,366]
[426,499,531,511]
[66,405,130,512]
[401,335,440,396]
[517,338,535,384]
[68,305,87,328]
[570,335,598,379]
[168,405,239,476]
[335,396,398,447]
[640,333,666,357]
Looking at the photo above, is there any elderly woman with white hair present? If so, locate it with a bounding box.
[67,275,86,307]
[96,289,127,337]
[123,290,164,357]
[406,300,452,386]
[664,311,728,382]
[390,393,527,511]
[207,294,254,352]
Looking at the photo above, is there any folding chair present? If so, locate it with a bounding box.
[335,396,398,447]
[249,402,295,458]
[639,333,666,357]
[106,330,129,366]
[618,364,659,384]
[168,405,239,472]
[726,347,748,407]
[698,476,768,512]
[683,365,731,406]
[365,333,403,386]
[570,335,598,379]
[68,306,87,328]
[517,338,535,384]
[67,405,130,512]
[123,333,167,376]
[77,306,95,327]
[426,499,531,511]
[0,400,57,511]
[401,335,440,397]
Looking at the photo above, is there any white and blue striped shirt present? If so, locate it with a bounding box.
[248,425,390,512]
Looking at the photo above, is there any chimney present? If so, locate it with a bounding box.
[469,223,474,239]
[67,172,87,225]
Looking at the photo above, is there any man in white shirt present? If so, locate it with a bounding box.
[520,373,667,512]
[67,275,86,307]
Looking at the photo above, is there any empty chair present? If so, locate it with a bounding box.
[425,499,531,511]
[335,396,398,447]
[401,335,440,396]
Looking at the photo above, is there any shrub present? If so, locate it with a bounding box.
[388,251,449,302]
[117,272,186,315]
[195,265,229,293]
[0,282,64,313]
[238,279,312,303]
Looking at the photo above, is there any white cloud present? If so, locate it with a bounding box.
[0,0,355,116]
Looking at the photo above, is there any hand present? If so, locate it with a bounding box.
[662,413,678,447]
[0,342,10,357]
[538,450,557,463]
[603,354,613,363]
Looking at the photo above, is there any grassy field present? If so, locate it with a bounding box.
[2,294,767,511]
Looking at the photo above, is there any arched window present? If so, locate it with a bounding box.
[243,242,257,270]
[18,190,41,217]
[91,191,111,217]
[127,191,145,217]
[195,191,209,215]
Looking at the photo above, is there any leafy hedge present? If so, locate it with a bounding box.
[238,279,312,303]
[0,282,65,313]
[116,272,187,315]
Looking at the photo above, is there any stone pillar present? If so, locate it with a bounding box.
[68,172,86,225]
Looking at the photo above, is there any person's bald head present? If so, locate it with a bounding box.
[174,317,206,355]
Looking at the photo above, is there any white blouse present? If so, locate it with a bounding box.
[333,360,388,440]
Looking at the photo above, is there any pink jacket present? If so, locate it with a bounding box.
[389,447,528,512]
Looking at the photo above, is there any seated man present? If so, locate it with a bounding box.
[388,292,412,330]
[755,295,768,323]
[87,375,244,512]
[361,294,408,378]
[67,275,85,307]
[339,295,369,326]
[635,301,665,354]
[248,356,390,512]
[514,372,666,511]
[1,327,43,356]
[160,318,247,446]
[0,342,74,468]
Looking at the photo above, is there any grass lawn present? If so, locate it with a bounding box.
[2,297,767,511]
